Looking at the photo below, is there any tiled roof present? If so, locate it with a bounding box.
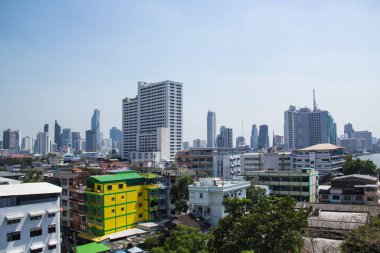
[299,143,344,151]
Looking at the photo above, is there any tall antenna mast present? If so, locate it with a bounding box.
[241,119,243,137]
[313,89,318,111]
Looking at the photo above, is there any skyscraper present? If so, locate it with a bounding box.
[72,132,81,151]
[258,125,269,149]
[110,127,122,149]
[91,109,101,150]
[207,111,216,148]
[54,120,62,151]
[284,91,337,151]
[62,128,72,147]
[236,136,246,147]
[216,126,233,148]
[2,129,21,152]
[86,130,97,152]
[344,123,355,138]
[44,124,49,133]
[250,124,258,150]
[122,80,183,161]
[36,132,50,155]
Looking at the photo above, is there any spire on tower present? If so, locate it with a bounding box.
[313,89,318,111]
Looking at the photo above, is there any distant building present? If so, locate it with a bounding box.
[71,132,81,151]
[236,136,246,147]
[258,125,269,149]
[36,132,51,155]
[0,182,62,253]
[85,130,97,152]
[284,93,337,151]
[216,126,233,148]
[44,124,49,133]
[249,168,318,202]
[61,128,72,147]
[292,143,345,176]
[207,111,216,148]
[319,174,379,205]
[353,131,372,151]
[54,120,62,151]
[193,139,206,148]
[2,129,21,152]
[21,136,34,153]
[273,135,284,147]
[188,178,250,227]
[344,123,355,138]
[241,152,292,175]
[250,124,258,150]
[91,109,101,150]
[182,142,190,149]
[109,127,122,150]
[122,81,183,161]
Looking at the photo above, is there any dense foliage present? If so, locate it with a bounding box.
[209,196,311,253]
[342,156,377,175]
[341,216,380,253]
[22,169,44,183]
[150,225,211,253]
[170,175,194,213]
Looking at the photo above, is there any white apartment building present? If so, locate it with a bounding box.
[241,152,292,176]
[0,182,62,253]
[188,178,250,227]
[122,81,183,161]
[292,143,345,176]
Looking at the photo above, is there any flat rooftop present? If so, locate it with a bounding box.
[0,182,62,197]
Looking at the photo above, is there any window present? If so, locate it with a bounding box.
[111,209,115,213]
[332,195,340,200]
[119,184,123,189]
[111,197,115,201]
[139,213,143,218]
[30,227,43,237]
[138,192,143,197]
[199,193,203,199]
[30,215,42,221]
[31,248,43,253]
[48,212,56,218]
[107,185,112,190]
[48,245,57,250]
[138,203,142,208]
[121,207,125,211]
[48,224,56,233]
[7,231,20,242]
[97,185,101,191]
[121,195,125,199]
[7,219,21,225]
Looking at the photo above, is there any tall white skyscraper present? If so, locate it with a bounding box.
[36,132,50,155]
[207,111,216,148]
[122,80,183,161]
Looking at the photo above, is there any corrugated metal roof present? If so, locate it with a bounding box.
[332,174,377,181]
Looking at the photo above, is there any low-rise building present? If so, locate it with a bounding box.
[84,171,160,236]
[241,152,292,176]
[249,168,318,202]
[0,182,62,253]
[319,174,380,205]
[292,144,345,176]
[188,178,250,227]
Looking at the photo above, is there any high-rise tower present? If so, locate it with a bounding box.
[54,120,62,151]
[122,81,183,161]
[250,124,258,150]
[207,111,216,148]
[91,109,101,149]
[258,125,269,149]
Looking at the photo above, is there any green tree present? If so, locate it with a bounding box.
[142,235,161,250]
[22,169,44,183]
[246,185,267,203]
[170,175,195,213]
[210,196,311,253]
[342,158,377,175]
[152,225,211,253]
[341,215,380,253]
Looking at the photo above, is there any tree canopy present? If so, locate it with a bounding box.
[170,175,194,214]
[341,215,380,253]
[22,169,44,183]
[342,157,377,175]
[209,196,311,253]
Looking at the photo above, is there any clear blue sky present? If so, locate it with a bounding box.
[1,0,379,143]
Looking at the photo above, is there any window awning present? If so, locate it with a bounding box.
[48,239,58,246]
[30,242,44,250]
[5,213,24,220]
[29,210,45,217]
[7,248,23,253]
[47,208,60,214]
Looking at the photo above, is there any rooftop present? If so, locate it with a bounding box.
[76,242,110,253]
[298,143,344,151]
[0,182,62,197]
[90,171,144,183]
[332,174,377,181]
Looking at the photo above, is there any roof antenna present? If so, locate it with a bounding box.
[313,89,318,111]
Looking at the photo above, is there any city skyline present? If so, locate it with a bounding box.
[1,1,380,142]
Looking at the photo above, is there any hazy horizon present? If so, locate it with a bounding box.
[1,1,379,144]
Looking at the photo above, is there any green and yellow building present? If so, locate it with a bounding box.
[84,171,160,236]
